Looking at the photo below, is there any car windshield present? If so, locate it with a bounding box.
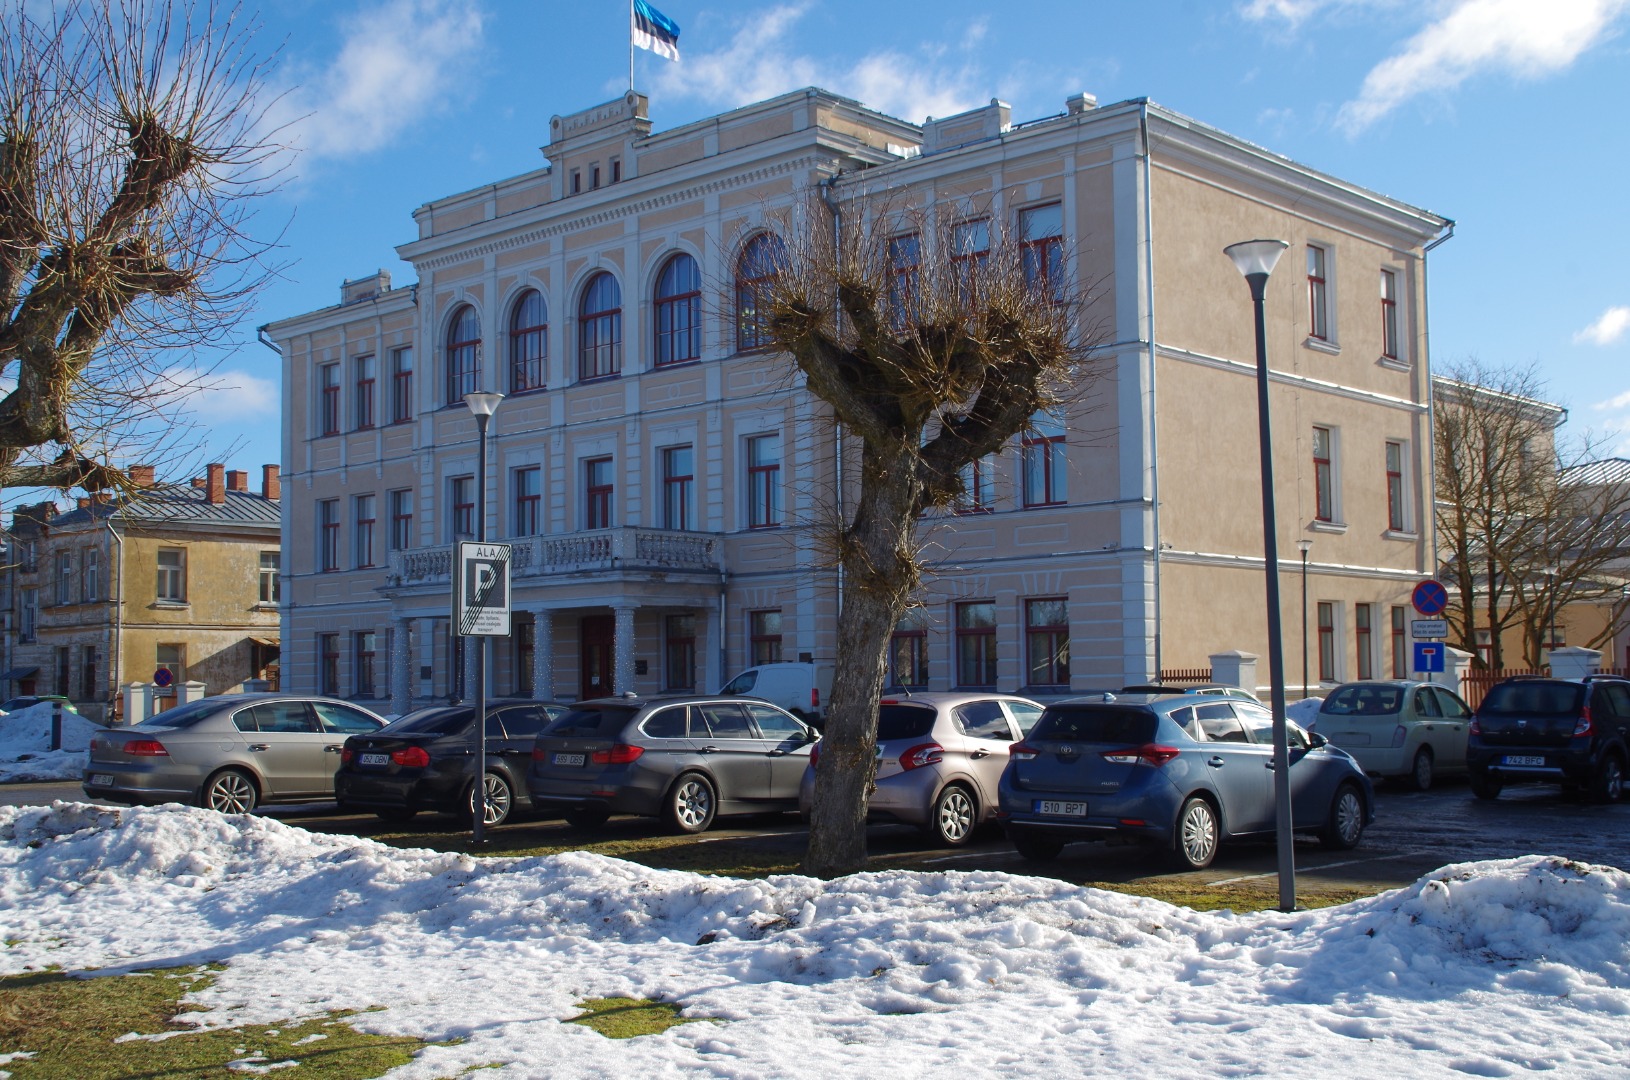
[1321,685,1403,716]
[877,703,936,741]
[384,706,472,734]
[544,705,637,738]
[1480,682,1584,717]
[1032,705,1157,744]
[132,698,225,729]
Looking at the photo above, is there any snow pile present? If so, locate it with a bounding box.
[0,703,99,782]
[2,803,1627,1076]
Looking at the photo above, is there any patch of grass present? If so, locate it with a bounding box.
[0,965,427,1079]
[1083,879,1373,912]
[566,997,703,1039]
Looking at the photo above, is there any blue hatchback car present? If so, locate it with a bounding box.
[996,693,1373,868]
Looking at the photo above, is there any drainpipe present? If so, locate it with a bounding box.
[717,571,729,690]
[1421,219,1456,579]
[1139,102,1163,680]
[818,173,846,620]
[105,520,124,720]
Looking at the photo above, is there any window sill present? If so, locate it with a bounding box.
[1303,337,1341,356]
[653,358,702,371]
[1382,529,1419,542]
[1309,520,1348,535]
[151,600,189,610]
[576,373,622,385]
[507,386,548,397]
[254,602,280,610]
[1377,356,1410,372]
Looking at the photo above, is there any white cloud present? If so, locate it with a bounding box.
[269,0,486,162]
[1575,305,1630,346]
[1336,0,1630,133]
[155,368,279,420]
[1592,388,1630,411]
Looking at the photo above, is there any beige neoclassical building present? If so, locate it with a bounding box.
[263,87,1450,713]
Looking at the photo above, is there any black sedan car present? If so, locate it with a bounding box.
[335,699,566,826]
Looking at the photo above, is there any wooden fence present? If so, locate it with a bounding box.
[1457,665,1628,709]
[1158,668,1214,685]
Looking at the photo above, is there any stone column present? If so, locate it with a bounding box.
[123,683,149,725]
[531,609,555,701]
[1209,650,1260,697]
[613,604,637,696]
[703,605,723,692]
[390,616,413,717]
[177,680,206,705]
[1549,646,1602,681]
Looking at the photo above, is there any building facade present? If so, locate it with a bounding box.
[0,464,282,720]
[264,87,1449,713]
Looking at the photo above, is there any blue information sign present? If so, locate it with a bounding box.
[1412,579,1449,617]
[1413,642,1445,674]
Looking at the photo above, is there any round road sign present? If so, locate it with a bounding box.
[1412,579,1449,617]
[153,667,174,688]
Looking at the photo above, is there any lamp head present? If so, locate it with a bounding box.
[1225,239,1289,279]
[464,391,504,418]
[1296,539,1313,554]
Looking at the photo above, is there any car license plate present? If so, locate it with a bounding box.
[89,773,113,786]
[359,753,389,766]
[1035,799,1087,816]
[553,753,586,767]
[1502,755,1545,767]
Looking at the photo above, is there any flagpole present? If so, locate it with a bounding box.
[629,0,635,91]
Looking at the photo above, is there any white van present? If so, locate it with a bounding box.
[719,662,834,728]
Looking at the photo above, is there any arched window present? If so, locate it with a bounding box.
[509,290,547,393]
[735,233,785,352]
[578,272,622,381]
[654,253,701,367]
[445,304,480,405]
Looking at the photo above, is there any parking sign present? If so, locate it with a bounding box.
[453,542,512,636]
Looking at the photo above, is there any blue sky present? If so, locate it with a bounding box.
[190,0,1630,476]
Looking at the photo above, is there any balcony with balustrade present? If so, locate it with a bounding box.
[386,527,723,591]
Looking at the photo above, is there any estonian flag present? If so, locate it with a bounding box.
[632,0,681,61]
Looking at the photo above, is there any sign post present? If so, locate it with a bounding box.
[454,539,511,843]
[1410,579,1450,683]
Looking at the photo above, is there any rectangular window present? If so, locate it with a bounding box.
[353,354,375,430]
[1380,269,1400,361]
[54,646,70,697]
[887,233,920,328]
[1025,597,1070,687]
[156,548,186,601]
[1355,604,1375,680]
[449,476,475,540]
[746,434,781,528]
[665,613,697,691]
[1317,601,1336,682]
[1307,245,1329,341]
[259,551,280,603]
[81,645,97,701]
[585,457,613,530]
[353,631,377,698]
[318,499,340,572]
[956,602,998,688]
[514,619,535,695]
[1019,202,1064,301]
[610,157,621,183]
[390,347,413,424]
[353,494,376,569]
[54,550,72,605]
[1385,440,1407,532]
[1391,606,1408,678]
[19,589,35,643]
[662,446,693,531]
[156,644,184,692]
[888,610,931,688]
[951,218,990,307]
[82,547,98,603]
[389,488,414,551]
[749,609,783,666]
[512,466,542,536]
[319,634,339,696]
[1022,412,1067,507]
[957,455,994,513]
[319,363,340,436]
[1312,426,1334,523]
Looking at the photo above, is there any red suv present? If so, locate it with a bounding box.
[1467,675,1630,802]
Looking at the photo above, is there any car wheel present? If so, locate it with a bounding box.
[1407,747,1435,792]
[200,768,257,815]
[1321,784,1366,850]
[665,772,717,834]
[1170,796,1219,870]
[926,784,977,847]
[375,807,417,823]
[468,772,513,827]
[1011,832,1063,863]
[1470,768,1503,800]
[565,804,611,829]
[1590,754,1625,804]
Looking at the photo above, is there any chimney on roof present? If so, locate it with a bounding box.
[227,469,248,492]
[205,463,225,505]
[77,497,90,509]
[191,477,205,489]
[262,464,280,502]
[129,464,155,487]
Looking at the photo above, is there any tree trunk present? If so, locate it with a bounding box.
[801,442,917,878]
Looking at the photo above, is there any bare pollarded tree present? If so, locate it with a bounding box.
[761,190,1108,878]
[0,0,284,493]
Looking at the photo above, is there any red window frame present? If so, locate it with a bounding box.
[388,488,413,551]
[1380,269,1399,360]
[514,620,535,695]
[1019,203,1064,301]
[662,446,693,531]
[955,601,998,688]
[1025,597,1070,687]
[319,500,340,572]
[1022,418,1066,508]
[1385,441,1405,531]
[1313,426,1334,522]
[746,434,781,528]
[1355,604,1374,680]
[1391,606,1408,678]
[353,355,375,430]
[445,306,480,405]
[655,254,702,367]
[509,290,547,394]
[735,234,784,352]
[319,633,339,696]
[749,609,783,666]
[1317,601,1335,682]
[450,476,475,540]
[951,218,990,308]
[513,466,541,536]
[887,233,920,329]
[319,363,340,436]
[585,457,613,530]
[390,346,413,423]
[957,456,994,513]
[578,273,622,381]
[353,494,376,569]
[353,631,377,698]
[1307,245,1329,341]
[665,613,697,691]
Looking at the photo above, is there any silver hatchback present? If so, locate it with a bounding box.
[798,692,1044,846]
[82,694,389,813]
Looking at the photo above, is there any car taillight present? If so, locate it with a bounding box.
[1574,705,1593,737]
[1391,725,1407,748]
[591,744,644,765]
[809,743,820,769]
[900,742,943,770]
[1101,744,1180,766]
[392,746,431,768]
[1469,717,1481,736]
[340,748,354,766]
[1009,740,1039,761]
[532,745,546,761]
[811,687,820,712]
[123,739,169,757]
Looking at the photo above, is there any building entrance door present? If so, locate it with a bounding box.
[581,615,614,699]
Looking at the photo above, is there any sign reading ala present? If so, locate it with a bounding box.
[453,541,512,637]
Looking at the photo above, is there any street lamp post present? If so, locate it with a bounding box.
[1297,538,1313,696]
[465,390,504,843]
[1224,238,1297,913]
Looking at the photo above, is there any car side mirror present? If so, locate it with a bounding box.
[1308,731,1328,749]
